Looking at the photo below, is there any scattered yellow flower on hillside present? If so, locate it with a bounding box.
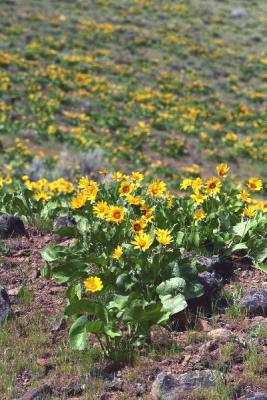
[93,201,109,219]
[131,233,153,251]
[106,206,125,224]
[147,180,166,197]
[155,228,173,246]
[247,178,262,191]
[216,163,229,178]
[205,177,221,195]
[112,246,123,260]
[84,276,103,293]
[194,209,206,221]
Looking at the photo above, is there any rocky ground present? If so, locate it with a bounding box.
[0,218,267,400]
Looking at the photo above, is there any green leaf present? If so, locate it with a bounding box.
[176,231,184,245]
[156,277,186,296]
[104,324,122,338]
[87,320,105,334]
[54,227,77,237]
[116,273,134,290]
[160,293,187,315]
[65,300,107,320]
[138,303,168,324]
[69,316,89,350]
[40,246,64,262]
[225,242,248,255]
[255,263,267,275]
[184,282,204,299]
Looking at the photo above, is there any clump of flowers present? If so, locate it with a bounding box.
[36,166,266,363]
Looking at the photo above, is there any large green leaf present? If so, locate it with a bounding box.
[255,263,267,275]
[69,316,89,350]
[65,300,107,320]
[160,293,187,315]
[40,246,65,262]
[184,282,204,299]
[156,277,186,296]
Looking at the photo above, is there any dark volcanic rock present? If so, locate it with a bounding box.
[0,214,27,238]
[19,383,52,400]
[0,286,11,322]
[240,289,267,316]
[193,254,234,278]
[198,271,223,294]
[53,216,77,231]
[151,370,222,400]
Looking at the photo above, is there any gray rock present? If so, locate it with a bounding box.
[207,328,232,341]
[19,384,52,399]
[240,289,267,316]
[0,287,11,323]
[19,129,38,140]
[0,214,28,238]
[239,393,267,400]
[231,8,247,17]
[151,370,222,400]
[53,216,77,231]
[193,254,234,278]
[198,271,223,294]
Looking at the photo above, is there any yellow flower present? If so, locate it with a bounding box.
[112,246,123,260]
[216,163,229,178]
[106,206,125,224]
[194,209,206,221]
[243,206,256,218]
[34,191,51,202]
[131,233,153,251]
[70,191,87,209]
[131,216,148,234]
[240,190,251,203]
[112,171,123,181]
[191,178,203,192]
[247,178,262,191]
[147,180,166,197]
[78,177,98,202]
[84,276,103,293]
[205,177,221,195]
[191,192,207,204]
[93,201,109,219]
[78,176,90,189]
[131,171,144,181]
[5,176,12,185]
[126,194,144,206]
[119,180,134,197]
[180,178,192,190]
[260,201,267,213]
[166,192,175,208]
[155,228,173,246]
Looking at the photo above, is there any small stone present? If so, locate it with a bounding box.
[20,383,52,399]
[239,393,267,400]
[200,340,218,352]
[0,214,28,238]
[151,370,223,400]
[231,8,247,17]
[136,382,146,396]
[7,286,22,296]
[207,328,232,341]
[53,216,77,231]
[196,318,211,332]
[0,287,11,322]
[240,289,267,317]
